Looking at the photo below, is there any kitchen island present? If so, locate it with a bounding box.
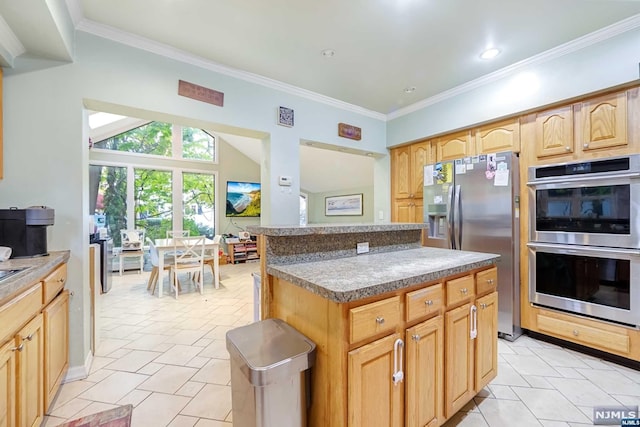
[247,224,500,427]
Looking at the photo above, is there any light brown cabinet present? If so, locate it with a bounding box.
[16,314,44,427]
[348,333,403,427]
[43,291,69,410]
[530,88,639,164]
[391,142,433,222]
[0,262,69,427]
[269,264,497,427]
[475,118,520,154]
[436,130,473,161]
[405,315,443,427]
[443,269,497,419]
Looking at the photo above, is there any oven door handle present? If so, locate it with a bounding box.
[527,171,640,187]
[527,242,640,257]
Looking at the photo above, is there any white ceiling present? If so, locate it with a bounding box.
[3,1,640,192]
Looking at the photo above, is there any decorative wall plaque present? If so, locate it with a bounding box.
[338,123,361,140]
[178,80,224,107]
[278,106,294,127]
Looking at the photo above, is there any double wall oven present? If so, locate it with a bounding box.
[528,155,640,327]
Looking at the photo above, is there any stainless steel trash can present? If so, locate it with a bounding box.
[226,318,316,427]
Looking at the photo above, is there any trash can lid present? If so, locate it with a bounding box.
[226,318,316,386]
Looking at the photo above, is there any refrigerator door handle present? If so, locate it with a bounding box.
[456,184,462,250]
[447,184,455,249]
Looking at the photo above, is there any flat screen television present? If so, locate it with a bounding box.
[226,181,261,217]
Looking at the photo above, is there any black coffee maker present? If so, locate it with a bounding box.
[0,206,55,258]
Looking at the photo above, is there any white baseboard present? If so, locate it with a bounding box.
[63,351,93,383]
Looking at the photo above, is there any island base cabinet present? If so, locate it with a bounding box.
[0,340,16,427]
[17,313,44,427]
[444,303,475,419]
[348,333,403,427]
[405,315,444,427]
[43,291,69,411]
[475,292,498,391]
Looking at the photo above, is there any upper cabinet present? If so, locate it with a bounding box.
[575,90,627,151]
[534,105,574,158]
[436,131,473,161]
[475,118,520,154]
[529,87,639,164]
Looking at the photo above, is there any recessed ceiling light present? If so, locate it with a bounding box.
[480,48,500,60]
[321,49,335,57]
[403,86,416,94]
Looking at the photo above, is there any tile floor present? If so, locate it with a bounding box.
[42,263,640,427]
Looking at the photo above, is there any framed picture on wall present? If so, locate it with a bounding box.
[325,194,363,216]
[277,106,294,127]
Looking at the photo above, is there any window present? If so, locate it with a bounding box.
[182,128,215,161]
[90,165,127,247]
[134,169,173,242]
[183,172,215,238]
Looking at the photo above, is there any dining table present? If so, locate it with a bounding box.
[154,237,220,297]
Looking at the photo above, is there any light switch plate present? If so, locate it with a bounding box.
[356,242,369,254]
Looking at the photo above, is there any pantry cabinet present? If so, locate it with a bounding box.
[391,141,433,222]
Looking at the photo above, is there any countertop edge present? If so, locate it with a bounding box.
[266,249,499,303]
[0,251,71,306]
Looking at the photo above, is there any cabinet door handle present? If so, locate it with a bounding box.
[470,305,478,339]
[22,333,34,341]
[375,317,385,325]
[392,338,404,385]
[425,300,433,306]
[573,329,579,336]
[480,303,487,309]
[583,143,589,149]
[10,343,24,352]
[412,334,420,341]
[565,146,571,151]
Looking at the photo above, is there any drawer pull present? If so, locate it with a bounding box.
[583,143,589,149]
[460,288,468,295]
[57,277,65,283]
[10,344,24,352]
[375,317,385,325]
[480,303,487,309]
[425,300,433,306]
[573,329,579,336]
[22,333,34,341]
[412,334,420,341]
[565,146,571,152]
[487,279,494,284]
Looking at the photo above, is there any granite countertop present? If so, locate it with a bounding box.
[247,222,428,237]
[0,251,71,305]
[266,247,499,303]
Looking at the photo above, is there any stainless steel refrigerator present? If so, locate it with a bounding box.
[423,151,521,340]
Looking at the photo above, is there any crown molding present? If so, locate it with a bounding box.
[0,14,25,66]
[76,19,387,121]
[388,13,640,121]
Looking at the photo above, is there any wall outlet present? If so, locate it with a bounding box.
[356,242,369,254]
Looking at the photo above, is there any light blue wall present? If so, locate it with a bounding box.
[387,27,640,147]
[0,31,386,372]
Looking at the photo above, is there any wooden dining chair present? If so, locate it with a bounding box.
[169,236,205,299]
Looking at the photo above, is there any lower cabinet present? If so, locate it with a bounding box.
[43,291,69,410]
[16,314,44,427]
[348,333,403,427]
[0,339,17,427]
[444,292,498,419]
[406,315,444,427]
